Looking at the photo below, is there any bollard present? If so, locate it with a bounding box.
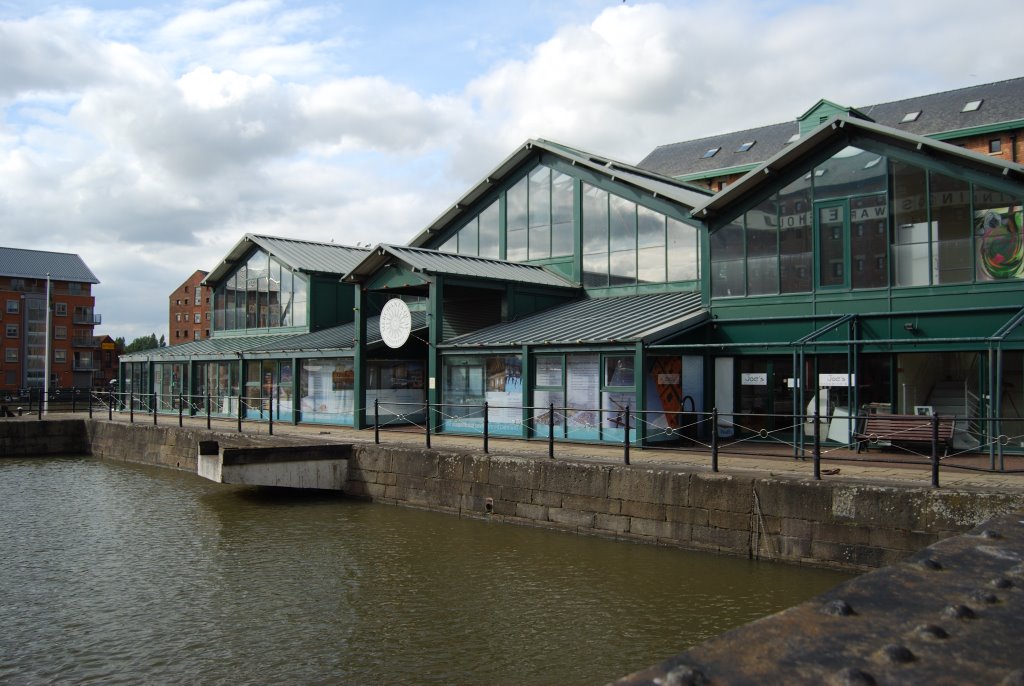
[711,408,719,472]
[425,402,431,449]
[931,414,940,488]
[483,401,489,454]
[374,399,380,445]
[548,403,554,459]
[813,405,821,480]
[623,405,630,465]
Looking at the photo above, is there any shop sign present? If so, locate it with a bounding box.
[741,373,768,386]
[819,373,854,387]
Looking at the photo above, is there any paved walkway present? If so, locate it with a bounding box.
[63,409,1024,494]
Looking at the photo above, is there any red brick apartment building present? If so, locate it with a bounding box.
[0,247,101,393]
[169,270,212,345]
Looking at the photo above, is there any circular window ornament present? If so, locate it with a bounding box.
[379,298,412,349]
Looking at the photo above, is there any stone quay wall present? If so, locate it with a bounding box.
[344,444,1024,571]
[4,419,1023,571]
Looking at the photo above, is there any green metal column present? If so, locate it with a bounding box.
[290,356,299,425]
[520,344,531,439]
[427,276,443,432]
[634,342,645,446]
[353,288,367,429]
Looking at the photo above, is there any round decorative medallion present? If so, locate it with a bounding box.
[379,298,412,349]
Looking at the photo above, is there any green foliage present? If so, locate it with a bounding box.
[123,333,161,353]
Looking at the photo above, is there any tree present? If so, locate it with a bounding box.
[124,333,160,354]
[158,334,166,347]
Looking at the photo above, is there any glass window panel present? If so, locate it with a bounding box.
[609,195,636,252]
[710,221,744,297]
[551,172,573,225]
[638,246,665,283]
[529,224,551,260]
[583,253,609,288]
[234,264,246,328]
[850,193,888,288]
[280,267,294,326]
[667,218,699,281]
[929,171,972,284]
[813,146,887,199]
[551,222,573,258]
[605,356,634,387]
[268,259,282,326]
[214,288,225,331]
[818,205,846,287]
[478,200,500,259]
[566,354,600,440]
[439,235,457,253]
[506,176,528,231]
[529,165,551,228]
[609,249,637,285]
[637,206,665,249]
[891,159,930,286]
[746,195,778,295]
[778,175,812,293]
[582,184,609,255]
[973,182,1024,282]
[292,273,308,327]
[506,227,527,261]
[458,218,478,256]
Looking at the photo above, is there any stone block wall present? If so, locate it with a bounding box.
[346,444,1024,571]
[0,418,90,456]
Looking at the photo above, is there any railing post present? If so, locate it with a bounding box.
[711,408,719,472]
[548,403,554,459]
[483,401,489,454]
[931,414,940,488]
[130,394,134,423]
[425,402,431,449]
[87,390,93,418]
[237,394,243,433]
[268,394,274,436]
[813,406,821,480]
[206,393,211,430]
[178,393,183,427]
[623,405,630,465]
[38,388,43,420]
[374,399,380,444]
[72,388,77,413]
[108,388,113,421]
[152,393,157,425]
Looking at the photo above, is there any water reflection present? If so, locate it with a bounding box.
[0,458,850,685]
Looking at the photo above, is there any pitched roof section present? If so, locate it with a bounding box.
[407,139,711,248]
[121,313,430,361]
[639,77,1024,180]
[0,247,99,283]
[204,234,370,286]
[690,115,1024,222]
[442,291,706,348]
[343,244,579,289]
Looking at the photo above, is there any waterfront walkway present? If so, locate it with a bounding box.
[61,410,1024,494]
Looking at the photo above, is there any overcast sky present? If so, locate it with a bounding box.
[2,0,1024,342]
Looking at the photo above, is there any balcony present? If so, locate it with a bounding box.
[72,312,102,325]
[71,336,98,348]
[72,360,99,372]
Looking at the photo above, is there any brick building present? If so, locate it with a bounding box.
[0,247,101,393]
[169,270,211,345]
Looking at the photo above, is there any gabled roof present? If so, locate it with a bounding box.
[204,234,370,287]
[441,291,706,348]
[690,114,1024,222]
[0,247,99,284]
[407,139,711,248]
[246,312,429,353]
[639,76,1024,180]
[343,244,579,289]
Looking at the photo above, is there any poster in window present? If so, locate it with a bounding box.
[975,207,1023,280]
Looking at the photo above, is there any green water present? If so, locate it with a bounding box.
[0,457,850,684]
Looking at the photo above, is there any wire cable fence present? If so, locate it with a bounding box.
[21,388,1024,486]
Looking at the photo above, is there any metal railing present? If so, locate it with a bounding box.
[15,389,1024,488]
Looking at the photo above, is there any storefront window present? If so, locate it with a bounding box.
[300,358,355,425]
[442,355,523,436]
[891,159,930,287]
[367,360,425,424]
[746,196,778,295]
[973,182,1023,282]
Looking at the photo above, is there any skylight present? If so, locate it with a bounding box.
[864,157,882,169]
[901,111,921,123]
[702,147,720,159]
[736,141,756,153]
[785,133,800,144]
[962,99,983,112]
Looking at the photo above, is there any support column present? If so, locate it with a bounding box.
[353,288,368,429]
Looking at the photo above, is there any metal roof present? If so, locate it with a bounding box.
[442,291,706,348]
[691,115,1024,221]
[204,234,370,286]
[247,312,429,353]
[343,244,579,289]
[0,247,99,283]
[120,333,295,362]
[639,76,1024,180]
[407,139,711,248]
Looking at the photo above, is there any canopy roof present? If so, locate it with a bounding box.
[204,234,370,287]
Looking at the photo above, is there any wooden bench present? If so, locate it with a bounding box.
[855,414,955,456]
